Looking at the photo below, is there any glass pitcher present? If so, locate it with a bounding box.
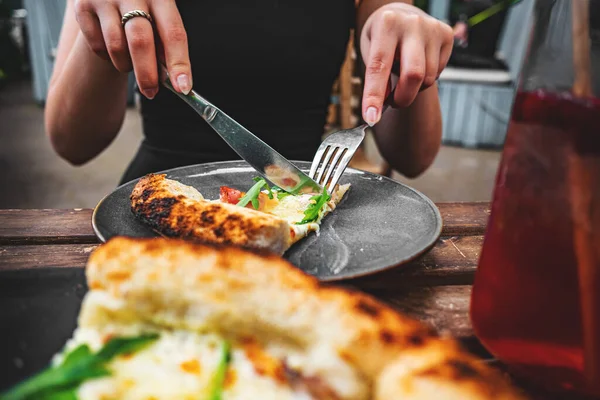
[470,0,600,396]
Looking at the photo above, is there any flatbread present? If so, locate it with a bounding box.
[2,237,527,400]
[130,173,349,254]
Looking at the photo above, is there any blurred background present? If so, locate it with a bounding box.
[0,0,533,208]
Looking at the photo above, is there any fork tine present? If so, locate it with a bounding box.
[309,125,367,191]
[316,146,336,185]
[322,147,346,190]
[327,149,353,193]
[309,145,328,179]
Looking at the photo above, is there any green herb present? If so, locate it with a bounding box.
[276,191,291,200]
[271,185,291,200]
[265,182,274,199]
[207,340,232,400]
[297,187,331,225]
[40,388,78,400]
[237,179,267,209]
[237,177,277,208]
[94,335,159,362]
[253,177,275,199]
[1,334,159,400]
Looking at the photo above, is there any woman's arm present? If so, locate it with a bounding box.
[45,0,129,165]
[46,0,192,166]
[356,1,453,177]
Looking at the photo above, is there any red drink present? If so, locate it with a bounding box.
[471,90,600,396]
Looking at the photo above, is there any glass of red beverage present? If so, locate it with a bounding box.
[470,0,600,396]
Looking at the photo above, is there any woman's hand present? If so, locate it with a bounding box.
[453,22,469,46]
[360,3,453,125]
[74,0,192,99]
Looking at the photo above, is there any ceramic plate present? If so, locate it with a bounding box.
[92,160,442,281]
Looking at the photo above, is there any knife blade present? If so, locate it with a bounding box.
[159,65,322,194]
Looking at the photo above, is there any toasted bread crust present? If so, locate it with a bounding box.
[84,237,526,400]
[130,174,292,254]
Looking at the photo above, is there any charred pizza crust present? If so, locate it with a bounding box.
[130,173,292,254]
[78,237,526,400]
[130,173,348,255]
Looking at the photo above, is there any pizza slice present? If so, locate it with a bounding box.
[2,237,526,400]
[130,173,349,254]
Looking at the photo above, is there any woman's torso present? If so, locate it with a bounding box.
[122,0,355,183]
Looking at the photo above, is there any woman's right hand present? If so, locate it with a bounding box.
[74,0,192,99]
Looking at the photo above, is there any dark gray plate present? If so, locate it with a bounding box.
[92,160,442,281]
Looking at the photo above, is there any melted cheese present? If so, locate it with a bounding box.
[215,183,351,244]
[66,329,314,400]
[266,194,314,224]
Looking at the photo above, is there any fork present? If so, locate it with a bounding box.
[309,75,398,194]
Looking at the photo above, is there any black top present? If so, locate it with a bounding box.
[121,0,355,184]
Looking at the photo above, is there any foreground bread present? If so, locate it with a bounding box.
[130,173,292,254]
[65,237,525,400]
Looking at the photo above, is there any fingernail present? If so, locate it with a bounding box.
[144,87,158,100]
[177,74,192,95]
[365,106,380,127]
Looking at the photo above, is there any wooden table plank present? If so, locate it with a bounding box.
[0,209,97,245]
[352,235,482,288]
[437,202,490,236]
[0,235,482,282]
[376,285,473,337]
[0,244,99,269]
[0,203,490,245]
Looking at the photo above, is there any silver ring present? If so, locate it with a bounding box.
[121,10,153,27]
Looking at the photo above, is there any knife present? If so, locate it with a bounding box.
[159,64,322,194]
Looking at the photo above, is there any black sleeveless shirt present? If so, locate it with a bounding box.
[121,0,355,184]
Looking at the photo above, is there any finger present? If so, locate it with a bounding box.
[74,2,109,60]
[120,4,158,99]
[97,5,132,72]
[361,10,398,126]
[439,39,453,73]
[422,44,439,90]
[438,21,454,73]
[395,36,426,107]
[150,0,192,94]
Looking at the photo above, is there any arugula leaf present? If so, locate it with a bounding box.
[264,182,274,199]
[297,187,331,225]
[271,185,291,200]
[207,340,232,400]
[61,345,93,368]
[277,191,291,201]
[95,334,159,362]
[236,179,266,209]
[1,334,158,400]
[40,388,79,400]
[252,176,274,199]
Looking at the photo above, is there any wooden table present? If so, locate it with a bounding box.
[0,203,487,339]
[0,204,587,399]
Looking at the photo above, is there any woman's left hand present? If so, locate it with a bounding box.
[360,3,453,125]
